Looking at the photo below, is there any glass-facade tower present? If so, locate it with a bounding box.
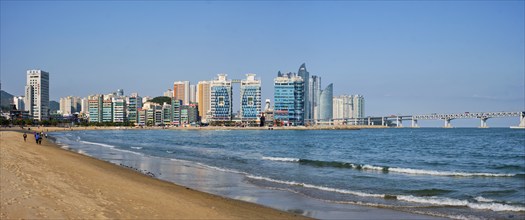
[210,74,232,121]
[240,74,261,121]
[274,72,304,125]
[319,83,333,121]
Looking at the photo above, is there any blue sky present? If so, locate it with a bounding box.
[1,1,524,126]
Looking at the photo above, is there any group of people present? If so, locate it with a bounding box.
[23,131,47,144]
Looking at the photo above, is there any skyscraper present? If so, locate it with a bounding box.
[319,83,333,121]
[297,63,310,122]
[310,75,322,120]
[352,95,365,118]
[240,74,261,122]
[210,74,232,121]
[173,81,190,105]
[332,95,353,119]
[189,84,197,103]
[25,70,49,121]
[274,72,304,125]
[88,94,103,123]
[197,81,211,123]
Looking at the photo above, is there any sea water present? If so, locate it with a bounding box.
[51,128,525,219]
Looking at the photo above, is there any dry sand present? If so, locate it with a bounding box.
[0,130,309,219]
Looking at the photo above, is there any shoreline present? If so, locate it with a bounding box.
[1,127,443,219]
[0,130,309,219]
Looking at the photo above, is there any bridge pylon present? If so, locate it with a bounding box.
[443,118,453,128]
[518,112,525,128]
[411,119,419,128]
[479,117,489,128]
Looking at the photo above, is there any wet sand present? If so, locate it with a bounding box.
[0,130,309,219]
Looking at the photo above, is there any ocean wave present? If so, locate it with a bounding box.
[79,140,142,156]
[79,140,116,148]
[247,175,525,212]
[196,163,248,175]
[262,156,300,162]
[264,157,516,177]
[387,167,514,177]
[130,147,143,150]
[398,195,525,212]
[246,175,385,198]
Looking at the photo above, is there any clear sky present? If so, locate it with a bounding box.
[1,1,524,127]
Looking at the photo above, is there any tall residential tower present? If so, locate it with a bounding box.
[240,74,261,122]
[25,70,49,121]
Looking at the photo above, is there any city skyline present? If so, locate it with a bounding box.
[1,1,524,127]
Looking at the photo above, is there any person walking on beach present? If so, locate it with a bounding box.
[23,133,27,142]
[35,133,40,144]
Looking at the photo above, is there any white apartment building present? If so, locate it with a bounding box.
[25,70,49,121]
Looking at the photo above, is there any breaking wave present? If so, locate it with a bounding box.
[247,174,525,212]
[262,157,516,177]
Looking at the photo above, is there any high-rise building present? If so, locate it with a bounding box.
[181,103,199,125]
[171,99,182,125]
[25,70,49,121]
[173,81,190,105]
[310,75,322,120]
[240,74,261,122]
[59,96,82,116]
[189,84,197,103]
[210,74,232,121]
[102,95,113,122]
[13,96,25,111]
[352,95,365,118]
[117,89,124,97]
[162,102,172,125]
[319,84,333,121]
[112,97,126,122]
[127,93,141,124]
[274,72,304,125]
[88,95,103,123]
[80,98,88,115]
[197,81,211,123]
[332,95,353,119]
[297,63,310,122]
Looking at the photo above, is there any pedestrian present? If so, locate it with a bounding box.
[38,135,42,144]
[35,133,40,144]
[23,133,27,142]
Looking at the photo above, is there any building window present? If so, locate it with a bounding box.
[218,96,225,106]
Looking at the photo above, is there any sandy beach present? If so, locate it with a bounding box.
[0,130,309,219]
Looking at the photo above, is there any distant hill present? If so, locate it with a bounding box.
[50,100,59,114]
[0,90,14,108]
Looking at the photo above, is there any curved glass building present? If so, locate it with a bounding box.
[319,83,333,121]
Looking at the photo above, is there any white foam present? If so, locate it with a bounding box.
[474,196,494,203]
[361,165,385,171]
[262,156,300,162]
[388,167,514,177]
[398,195,468,206]
[398,195,525,212]
[130,147,143,150]
[246,175,384,198]
[79,140,116,148]
[467,202,525,212]
[196,163,248,175]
